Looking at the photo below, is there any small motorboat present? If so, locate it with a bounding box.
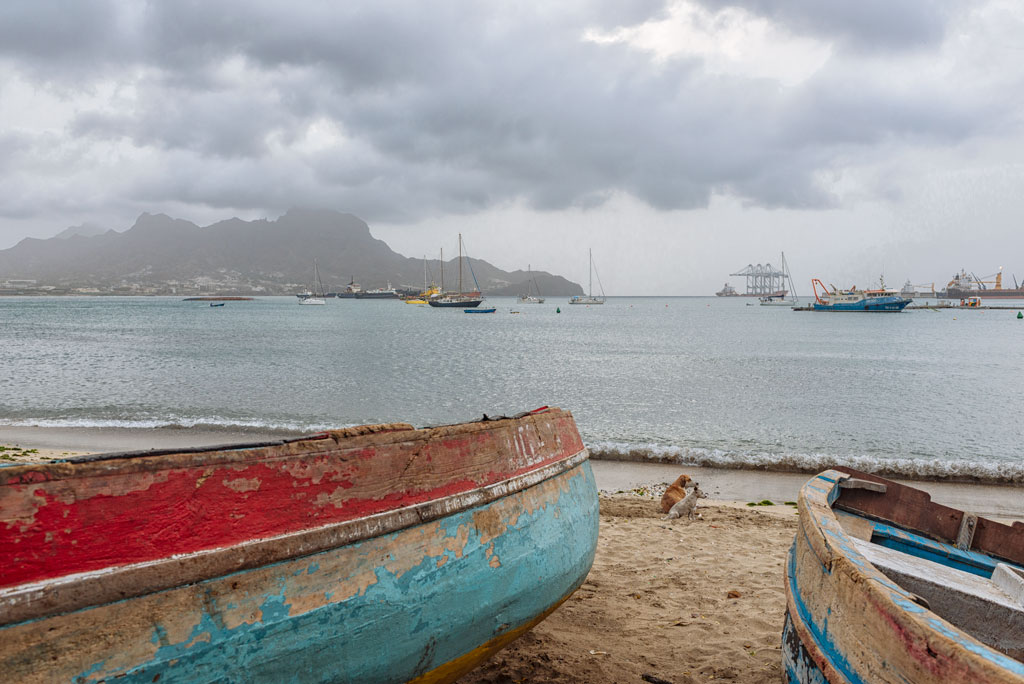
[784,467,1024,682]
[209,302,225,307]
[0,408,598,683]
[465,307,497,313]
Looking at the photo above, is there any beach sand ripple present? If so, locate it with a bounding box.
[459,494,798,684]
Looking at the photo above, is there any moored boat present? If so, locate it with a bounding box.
[0,408,598,683]
[517,264,545,304]
[784,467,1024,683]
[811,278,911,311]
[298,258,328,305]
[430,234,485,308]
[760,252,799,306]
[465,307,496,313]
[568,248,605,305]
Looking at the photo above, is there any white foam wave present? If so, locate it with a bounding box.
[0,416,346,434]
[586,441,1024,485]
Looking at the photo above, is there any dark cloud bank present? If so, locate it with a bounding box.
[0,0,1013,230]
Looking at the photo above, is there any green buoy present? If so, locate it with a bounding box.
[556,307,561,313]
[1018,311,1022,319]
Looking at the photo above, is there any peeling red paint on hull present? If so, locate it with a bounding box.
[0,408,599,684]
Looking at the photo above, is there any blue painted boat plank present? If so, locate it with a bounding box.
[20,463,597,684]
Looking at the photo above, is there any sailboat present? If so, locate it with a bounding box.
[759,252,799,306]
[298,259,327,305]
[404,256,440,304]
[569,249,605,305]
[429,235,484,308]
[518,265,545,304]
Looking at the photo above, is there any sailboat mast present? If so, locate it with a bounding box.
[589,248,593,297]
[458,233,463,294]
[440,248,444,293]
[313,258,324,297]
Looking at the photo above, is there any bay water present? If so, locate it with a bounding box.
[2,296,1022,483]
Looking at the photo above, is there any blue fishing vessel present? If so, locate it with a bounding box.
[811,278,911,312]
[465,307,496,313]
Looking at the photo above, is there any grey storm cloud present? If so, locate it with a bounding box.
[688,0,965,52]
[0,0,1015,226]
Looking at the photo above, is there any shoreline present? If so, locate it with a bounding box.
[4,423,1021,485]
[3,425,1023,521]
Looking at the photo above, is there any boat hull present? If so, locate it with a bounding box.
[428,298,483,307]
[783,469,1024,683]
[812,296,910,312]
[946,287,1024,299]
[0,409,597,684]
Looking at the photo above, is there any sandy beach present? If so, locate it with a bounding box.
[461,493,797,684]
[4,427,1023,682]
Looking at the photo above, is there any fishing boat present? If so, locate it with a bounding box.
[568,249,605,305]
[429,235,484,308]
[465,307,496,313]
[760,253,799,306]
[517,265,545,304]
[298,259,327,305]
[0,408,598,683]
[784,467,1024,683]
[811,277,911,312]
[209,302,225,307]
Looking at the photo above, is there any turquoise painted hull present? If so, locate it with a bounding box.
[812,296,910,312]
[49,462,598,684]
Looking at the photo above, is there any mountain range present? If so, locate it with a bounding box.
[0,208,584,296]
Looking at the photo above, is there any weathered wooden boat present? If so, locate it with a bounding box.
[0,407,598,683]
[784,467,1024,683]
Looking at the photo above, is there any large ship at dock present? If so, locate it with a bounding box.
[943,268,1024,299]
[811,278,911,312]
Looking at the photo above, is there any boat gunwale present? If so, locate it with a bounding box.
[0,446,591,627]
[0,409,563,480]
[830,466,1024,568]
[786,468,1024,681]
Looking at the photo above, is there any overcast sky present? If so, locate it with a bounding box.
[2,0,1023,294]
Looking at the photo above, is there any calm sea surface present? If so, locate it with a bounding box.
[3,296,1023,482]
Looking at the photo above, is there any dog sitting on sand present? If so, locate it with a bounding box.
[663,484,707,521]
[660,473,693,513]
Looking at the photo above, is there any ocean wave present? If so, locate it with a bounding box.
[586,441,1024,485]
[0,416,344,435]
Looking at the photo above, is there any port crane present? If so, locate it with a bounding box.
[969,268,1003,290]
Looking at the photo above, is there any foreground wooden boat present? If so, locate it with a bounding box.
[784,467,1024,683]
[0,407,598,683]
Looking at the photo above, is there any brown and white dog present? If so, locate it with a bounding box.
[660,473,693,513]
[663,484,707,521]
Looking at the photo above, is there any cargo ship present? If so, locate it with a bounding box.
[943,268,1024,299]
